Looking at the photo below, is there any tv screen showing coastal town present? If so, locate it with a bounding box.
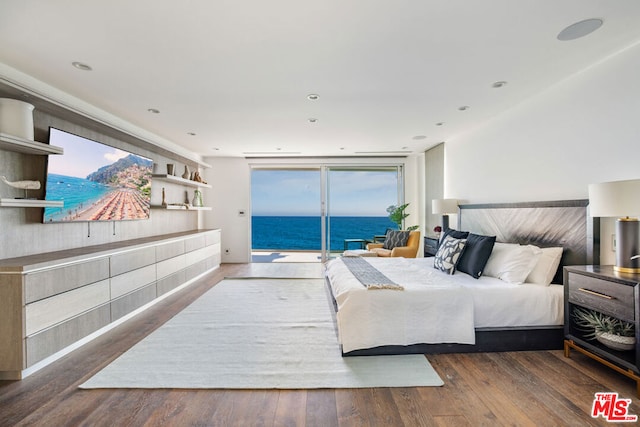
[43,128,153,222]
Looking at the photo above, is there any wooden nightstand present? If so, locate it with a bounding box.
[424,236,439,257]
[564,265,640,396]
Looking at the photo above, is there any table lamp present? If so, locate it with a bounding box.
[588,179,640,273]
[432,198,458,232]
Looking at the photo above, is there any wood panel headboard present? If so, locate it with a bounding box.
[458,200,600,284]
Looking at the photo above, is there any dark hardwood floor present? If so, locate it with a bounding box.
[1,263,639,426]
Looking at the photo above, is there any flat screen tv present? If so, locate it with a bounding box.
[43,127,153,222]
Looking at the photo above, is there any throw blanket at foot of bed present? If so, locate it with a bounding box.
[325,257,476,353]
[340,256,404,290]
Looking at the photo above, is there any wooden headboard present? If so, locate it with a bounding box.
[458,200,600,284]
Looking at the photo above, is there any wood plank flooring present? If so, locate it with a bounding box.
[1,263,639,426]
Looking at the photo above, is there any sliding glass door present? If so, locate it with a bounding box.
[323,166,402,261]
[251,164,403,263]
[251,168,321,260]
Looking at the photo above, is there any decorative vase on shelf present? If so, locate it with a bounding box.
[161,187,167,208]
[0,98,35,140]
[166,164,175,176]
[182,165,190,179]
[192,189,203,207]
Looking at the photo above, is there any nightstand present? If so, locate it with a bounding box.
[564,265,640,396]
[424,236,439,257]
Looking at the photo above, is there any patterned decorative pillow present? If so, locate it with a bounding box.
[383,230,410,250]
[382,230,409,249]
[433,235,467,274]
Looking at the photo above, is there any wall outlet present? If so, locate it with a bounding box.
[612,234,616,252]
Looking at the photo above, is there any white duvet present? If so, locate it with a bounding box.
[325,257,564,353]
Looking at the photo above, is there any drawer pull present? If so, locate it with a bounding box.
[578,287,615,300]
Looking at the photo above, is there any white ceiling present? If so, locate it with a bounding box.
[2,1,640,158]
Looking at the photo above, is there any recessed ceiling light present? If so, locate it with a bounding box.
[147,108,160,114]
[187,132,196,136]
[307,94,320,100]
[458,106,470,111]
[492,81,508,88]
[412,135,427,140]
[308,118,318,123]
[72,61,92,71]
[212,147,220,151]
[435,122,444,126]
[557,18,603,41]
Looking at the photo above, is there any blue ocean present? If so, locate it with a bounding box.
[43,173,113,222]
[252,216,397,251]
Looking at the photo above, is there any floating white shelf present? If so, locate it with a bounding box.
[151,174,211,188]
[0,198,64,208]
[151,205,211,211]
[0,133,64,155]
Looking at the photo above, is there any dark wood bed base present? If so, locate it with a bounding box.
[331,199,599,357]
[341,327,565,356]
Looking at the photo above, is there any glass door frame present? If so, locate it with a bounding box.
[249,161,406,263]
[321,164,405,262]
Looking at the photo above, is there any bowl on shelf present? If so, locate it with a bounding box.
[596,331,636,351]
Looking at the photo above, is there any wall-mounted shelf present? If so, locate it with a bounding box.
[152,174,211,189]
[0,198,63,208]
[151,205,211,211]
[0,133,64,155]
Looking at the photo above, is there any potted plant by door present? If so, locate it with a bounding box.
[386,203,419,231]
[572,307,636,351]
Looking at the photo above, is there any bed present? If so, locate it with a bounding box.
[325,199,600,356]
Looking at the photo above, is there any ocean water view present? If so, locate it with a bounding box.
[43,173,113,221]
[252,216,397,251]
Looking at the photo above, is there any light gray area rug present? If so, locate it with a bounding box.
[80,278,443,389]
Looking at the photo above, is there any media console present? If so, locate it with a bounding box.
[0,229,221,379]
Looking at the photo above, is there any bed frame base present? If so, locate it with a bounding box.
[341,326,564,356]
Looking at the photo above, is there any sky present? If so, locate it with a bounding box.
[251,169,399,216]
[46,128,148,178]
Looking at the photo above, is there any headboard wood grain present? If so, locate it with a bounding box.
[458,200,599,284]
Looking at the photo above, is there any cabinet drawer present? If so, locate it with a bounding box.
[110,264,156,299]
[205,230,221,246]
[567,272,635,321]
[424,238,438,256]
[24,258,110,303]
[156,240,185,262]
[25,279,110,336]
[110,248,156,276]
[185,235,206,252]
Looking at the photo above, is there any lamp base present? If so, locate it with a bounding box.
[614,218,640,274]
[441,215,450,232]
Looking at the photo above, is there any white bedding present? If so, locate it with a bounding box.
[325,257,564,353]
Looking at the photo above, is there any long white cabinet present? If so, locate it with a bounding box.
[0,229,221,379]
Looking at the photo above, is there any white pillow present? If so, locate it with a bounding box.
[483,243,542,284]
[525,247,563,286]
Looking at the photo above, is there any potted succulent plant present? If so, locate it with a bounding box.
[572,307,636,351]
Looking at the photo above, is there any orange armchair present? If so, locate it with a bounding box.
[366,230,421,258]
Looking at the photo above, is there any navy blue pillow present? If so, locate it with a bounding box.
[456,233,496,279]
[441,228,469,243]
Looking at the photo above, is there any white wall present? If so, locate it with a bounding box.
[202,157,252,263]
[445,41,640,264]
[202,156,424,262]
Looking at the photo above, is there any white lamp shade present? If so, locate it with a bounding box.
[432,198,458,215]
[588,179,640,217]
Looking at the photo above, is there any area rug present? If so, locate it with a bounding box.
[80,278,443,389]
